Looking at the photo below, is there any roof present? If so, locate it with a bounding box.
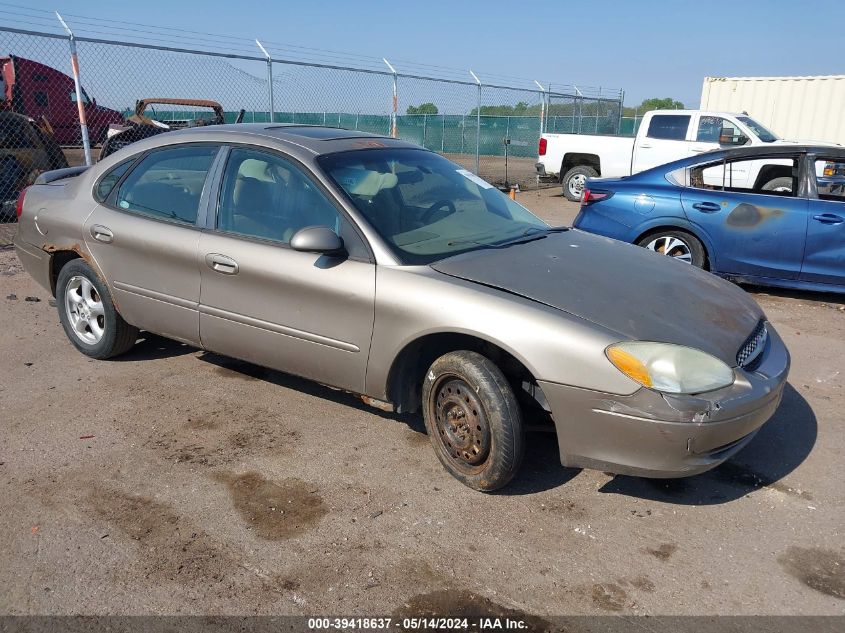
[704,75,845,82]
[656,143,845,173]
[163,123,419,155]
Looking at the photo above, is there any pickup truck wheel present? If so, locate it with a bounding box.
[637,230,706,268]
[422,351,524,492]
[761,177,792,193]
[56,259,138,359]
[562,166,597,201]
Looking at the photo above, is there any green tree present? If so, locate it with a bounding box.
[406,102,438,115]
[623,97,685,116]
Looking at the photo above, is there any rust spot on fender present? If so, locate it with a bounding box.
[41,242,116,309]
[726,203,783,229]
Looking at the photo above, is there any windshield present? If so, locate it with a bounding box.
[737,116,779,143]
[318,148,549,264]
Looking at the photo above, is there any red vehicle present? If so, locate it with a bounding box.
[1,55,123,146]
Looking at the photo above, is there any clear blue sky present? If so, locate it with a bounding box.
[9,0,844,107]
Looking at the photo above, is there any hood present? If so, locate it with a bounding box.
[431,230,764,365]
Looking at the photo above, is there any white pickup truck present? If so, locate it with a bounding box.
[536,109,798,200]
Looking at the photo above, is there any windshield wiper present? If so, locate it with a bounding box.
[495,226,567,247]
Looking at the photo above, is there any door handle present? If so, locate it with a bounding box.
[692,202,722,213]
[812,213,844,225]
[90,224,113,243]
[205,253,239,275]
[690,146,710,153]
[639,144,652,149]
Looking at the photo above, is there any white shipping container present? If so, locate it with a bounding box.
[700,75,845,145]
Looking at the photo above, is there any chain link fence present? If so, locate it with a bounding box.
[0,25,624,246]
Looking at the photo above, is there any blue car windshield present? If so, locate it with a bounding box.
[737,116,779,143]
[318,148,549,264]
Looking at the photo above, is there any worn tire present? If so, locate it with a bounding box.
[637,230,707,268]
[56,259,138,359]
[561,165,598,202]
[422,350,524,492]
[761,176,792,193]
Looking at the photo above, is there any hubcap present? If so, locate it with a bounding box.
[65,276,105,345]
[645,235,693,264]
[567,173,587,197]
[433,378,490,470]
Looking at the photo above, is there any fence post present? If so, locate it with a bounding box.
[355,111,359,131]
[470,70,481,175]
[383,58,398,138]
[441,115,445,152]
[617,89,625,135]
[423,113,427,147]
[534,81,546,137]
[255,40,274,122]
[56,13,91,166]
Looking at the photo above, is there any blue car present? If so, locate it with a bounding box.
[573,145,845,294]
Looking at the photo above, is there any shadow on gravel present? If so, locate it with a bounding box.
[745,285,845,306]
[198,352,579,493]
[197,352,418,424]
[115,332,197,362]
[500,429,581,495]
[597,383,817,505]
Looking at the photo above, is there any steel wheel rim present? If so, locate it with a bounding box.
[65,275,105,345]
[567,174,587,197]
[432,377,491,473]
[645,235,693,264]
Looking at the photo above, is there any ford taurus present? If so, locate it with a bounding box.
[13,125,790,491]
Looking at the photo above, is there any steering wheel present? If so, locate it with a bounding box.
[420,199,457,223]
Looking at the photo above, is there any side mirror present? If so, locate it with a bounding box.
[290,225,344,254]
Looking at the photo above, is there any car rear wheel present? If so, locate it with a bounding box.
[561,165,598,202]
[637,230,706,268]
[422,350,524,492]
[761,176,792,193]
[56,259,138,359]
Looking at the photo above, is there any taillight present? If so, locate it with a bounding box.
[538,137,547,156]
[581,188,613,206]
[15,187,28,219]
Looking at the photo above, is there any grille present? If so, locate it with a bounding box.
[737,322,768,368]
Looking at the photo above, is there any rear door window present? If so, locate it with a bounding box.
[646,115,690,141]
[114,145,219,224]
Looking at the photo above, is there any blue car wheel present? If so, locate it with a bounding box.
[636,230,706,268]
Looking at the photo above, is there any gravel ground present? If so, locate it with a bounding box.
[0,190,843,618]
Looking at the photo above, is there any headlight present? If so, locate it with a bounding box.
[606,342,734,394]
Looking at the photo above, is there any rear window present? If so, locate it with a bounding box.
[646,115,690,141]
[114,145,218,224]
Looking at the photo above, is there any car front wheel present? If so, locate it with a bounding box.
[422,350,524,492]
[56,259,138,359]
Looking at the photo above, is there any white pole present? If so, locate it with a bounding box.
[383,58,397,138]
[470,70,481,175]
[56,13,91,166]
[256,40,274,122]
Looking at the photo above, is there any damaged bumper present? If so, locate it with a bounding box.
[539,325,790,478]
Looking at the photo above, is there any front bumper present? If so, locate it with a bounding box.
[539,325,790,478]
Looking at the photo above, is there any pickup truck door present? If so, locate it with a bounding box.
[681,153,808,279]
[801,158,845,286]
[689,115,754,187]
[632,114,693,174]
